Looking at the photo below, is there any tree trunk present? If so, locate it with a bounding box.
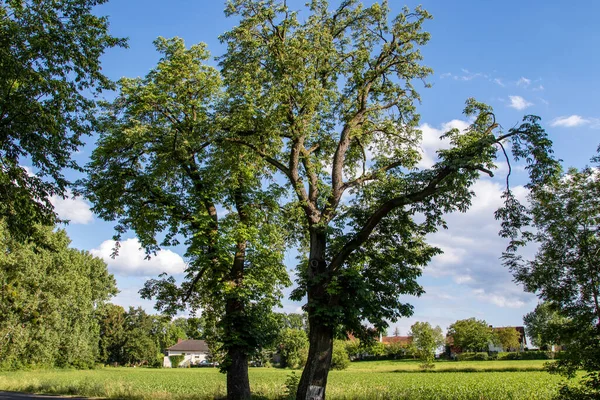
[296,229,333,400]
[225,187,251,400]
[227,346,251,400]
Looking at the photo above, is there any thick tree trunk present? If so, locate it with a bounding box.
[225,187,251,400]
[296,229,333,400]
[227,346,251,400]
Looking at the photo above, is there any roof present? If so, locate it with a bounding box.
[381,336,412,345]
[166,339,209,352]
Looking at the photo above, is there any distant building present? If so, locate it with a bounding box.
[163,339,209,367]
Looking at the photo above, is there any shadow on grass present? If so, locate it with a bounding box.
[391,367,545,373]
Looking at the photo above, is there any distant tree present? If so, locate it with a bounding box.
[97,303,126,364]
[498,163,600,398]
[0,222,116,369]
[0,0,125,241]
[393,327,401,337]
[447,318,494,352]
[277,328,309,369]
[409,322,444,369]
[523,302,569,349]
[494,328,521,352]
[274,313,308,333]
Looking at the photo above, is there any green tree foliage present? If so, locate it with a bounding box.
[0,222,116,369]
[0,0,125,240]
[498,163,600,398]
[83,37,289,399]
[409,321,444,369]
[523,302,569,349]
[447,318,494,353]
[278,328,309,369]
[330,340,350,370]
[494,327,521,352]
[217,1,557,397]
[97,303,126,365]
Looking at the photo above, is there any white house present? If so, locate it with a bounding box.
[163,339,209,367]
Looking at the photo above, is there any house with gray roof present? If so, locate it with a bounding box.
[163,339,210,367]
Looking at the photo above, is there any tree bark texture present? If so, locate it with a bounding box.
[296,229,334,400]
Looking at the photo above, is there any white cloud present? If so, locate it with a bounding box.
[493,78,505,87]
[418,119,470,168]
[91,238,187,276]
[532,84,544,91]
[516,77,531,87]
[50,190,94,224]
[508,95,533,110]
[550,115,589,128]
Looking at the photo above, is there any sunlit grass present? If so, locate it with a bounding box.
[0,360,569,399]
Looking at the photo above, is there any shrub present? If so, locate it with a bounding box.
[456,352,488,361]
[330,340,350,370]
[168,355,184,367]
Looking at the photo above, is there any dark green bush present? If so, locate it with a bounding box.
[168,355,185,367]
[456,352,488,361]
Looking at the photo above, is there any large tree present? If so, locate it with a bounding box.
[523,302,569,350]
[447,318,494,353]
[0,0,125,240]
[0,222,116,369]
[83,37,289,399]
[499,163,600,398]
[218,1,556,398]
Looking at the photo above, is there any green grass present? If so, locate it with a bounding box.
[0,360,570,399]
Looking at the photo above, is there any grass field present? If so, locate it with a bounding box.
[0,360,570,399]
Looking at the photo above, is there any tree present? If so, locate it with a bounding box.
[0,0,125,241]
[523,302,569,350]
[494,328,521,352]
[97,303,126,365]
[0,222,116,369]
[409,321,444,369]
[447,318,494,353]
[277,328,309,369]
[498,163,600,397]
[330,340,350,370]
[393,327,400,337]
[218,1,556,398]
[83,37,289,399]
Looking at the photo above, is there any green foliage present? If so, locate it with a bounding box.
[494,328,521,352]
[0,222,116,370]
[0,0,125,241]
[277,329,308,369]
[456,352,489,361]
[284,371,300,399]
[523,302,569,349]
[498,159,600,397]
[448,318,494,352]
[409,322,444,368]
[330,340,350,370]
[168,355,185,368]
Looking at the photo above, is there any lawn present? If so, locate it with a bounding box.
[0,360,570,399]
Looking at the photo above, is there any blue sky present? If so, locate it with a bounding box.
[47,0,600,338]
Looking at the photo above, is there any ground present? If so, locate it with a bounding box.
[0,360,571,399]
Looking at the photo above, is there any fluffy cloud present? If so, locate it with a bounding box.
[508,95,533,110]
[551,115,589,128]
[50,190,94,224]
[91,238,187,276]
[422,179,534,309]
[418,119,470,168]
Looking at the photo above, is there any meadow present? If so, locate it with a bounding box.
[0,360,570,399]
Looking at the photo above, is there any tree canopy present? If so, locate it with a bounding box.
[499,161,600,397]
[0,222,116,369]
[409,321,444,368]
[0,0,125,240]
[447,318,494,353]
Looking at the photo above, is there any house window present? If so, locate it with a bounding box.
[195,356,200,359]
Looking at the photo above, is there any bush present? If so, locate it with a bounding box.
[330,340,350,370]
[456,352,488,361]
[168,355,184,367]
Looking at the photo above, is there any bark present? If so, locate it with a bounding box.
[227,346,251,400]
[296,229,333,400]
[225,188,251,400]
